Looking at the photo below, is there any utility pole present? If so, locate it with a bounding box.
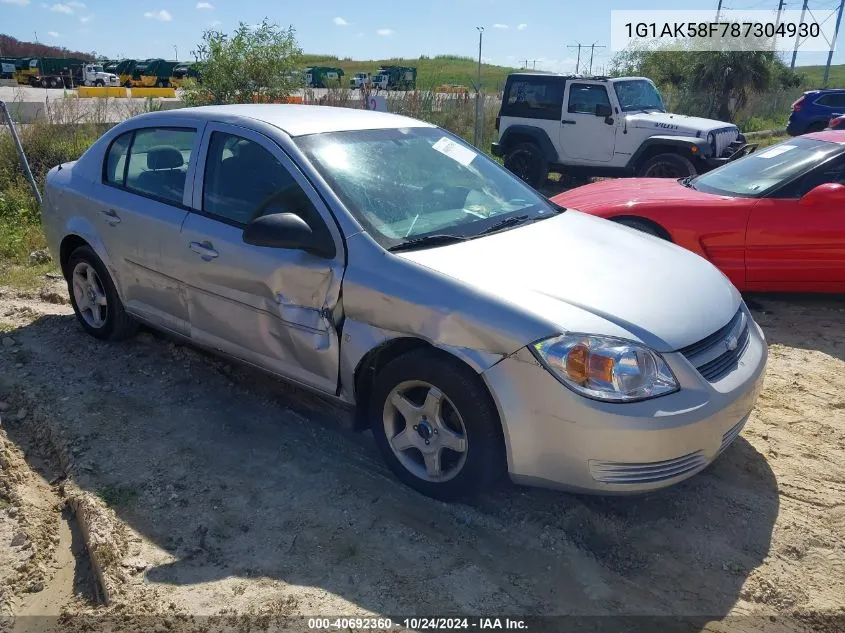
[520,59,530,69]
[791,0,809,69]
[824,0,845,86]
[173,45,179,61]
[474,26,484,147]
[716,0,723,21]
[34,31,39,44]
[588,43,606,75]
[568,43,583,74]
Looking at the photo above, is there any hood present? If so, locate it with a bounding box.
[628,111,737,136]
[552,177,724,212]
[396,211,741,352]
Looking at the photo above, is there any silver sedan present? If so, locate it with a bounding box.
[41,105,768,499]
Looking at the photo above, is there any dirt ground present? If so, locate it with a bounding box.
[0,277,843,633]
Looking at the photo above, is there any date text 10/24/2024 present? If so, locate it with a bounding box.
[308,618,529,630]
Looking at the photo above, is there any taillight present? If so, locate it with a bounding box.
[831,117,844,128]
[792,96,805,112]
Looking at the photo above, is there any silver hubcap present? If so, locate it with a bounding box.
[71,262,108,329]
[383,380,468,483]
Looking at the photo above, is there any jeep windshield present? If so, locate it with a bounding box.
[613,79,665,112]
[686,137,843,197]
[296,127,561,250]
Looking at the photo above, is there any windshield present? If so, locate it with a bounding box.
[296,127,559,249]
[689,137,842,197]
[613,79,665,112]
[91,65,103,73]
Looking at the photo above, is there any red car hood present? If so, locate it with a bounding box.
[552,178,722,212]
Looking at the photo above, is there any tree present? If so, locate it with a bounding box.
[182,19,304,106]
[610,44,802,121]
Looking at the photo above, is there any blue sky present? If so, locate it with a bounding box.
[2,0,844,72]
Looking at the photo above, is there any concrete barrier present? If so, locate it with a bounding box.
[77,86,128,98]
[131,87,177,98]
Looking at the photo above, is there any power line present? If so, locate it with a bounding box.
[588,43,606,74]
[567,43,583,74]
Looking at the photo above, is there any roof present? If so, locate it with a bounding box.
[506,73,652,83]
[154,104,434,137]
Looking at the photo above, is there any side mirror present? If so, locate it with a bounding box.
[242,212,336,258]
[595,103,613,118]
[799,182,845,207]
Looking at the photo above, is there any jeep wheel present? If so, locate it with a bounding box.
[504,142,549,189]
[637,153,696,179]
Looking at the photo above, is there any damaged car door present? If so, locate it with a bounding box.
[179,124,344,394]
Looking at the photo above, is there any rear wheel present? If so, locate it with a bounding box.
[807,121,826,133]
[67,246,138,341]
[637,153,696,179]
[369,349,505,500]
[504,142,549,189]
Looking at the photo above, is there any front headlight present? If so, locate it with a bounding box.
[707,132,717,156]
[530,334,679,403]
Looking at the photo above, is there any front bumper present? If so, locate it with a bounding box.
[481,315,768,494]
[704,142,757,168]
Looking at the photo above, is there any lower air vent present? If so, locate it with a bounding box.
[589,450,708,484]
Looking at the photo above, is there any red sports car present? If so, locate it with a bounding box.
[552,131,845,293]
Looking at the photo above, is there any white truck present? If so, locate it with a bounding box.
[349,72,372,89]
[493,73,755,187]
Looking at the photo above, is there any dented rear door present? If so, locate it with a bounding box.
[178,122,344,394]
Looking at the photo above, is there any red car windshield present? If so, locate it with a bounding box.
[690,137,843,197]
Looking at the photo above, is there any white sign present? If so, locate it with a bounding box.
[367,95,387,112]
[432,137,477,167]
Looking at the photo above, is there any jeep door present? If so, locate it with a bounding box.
[559,82,617,162]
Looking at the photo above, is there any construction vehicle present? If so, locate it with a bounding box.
[113,59,137,87]
[304,66,344,88]
[170,63,200,88]
[14,57,117,88]
[371,66,417,90]
[130,59,178,88]
[349,72,371,89]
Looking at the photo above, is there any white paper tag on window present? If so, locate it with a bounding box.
[432,137,477,167]
[756,145,797,159]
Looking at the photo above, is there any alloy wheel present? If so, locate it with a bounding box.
[71,261,108,329]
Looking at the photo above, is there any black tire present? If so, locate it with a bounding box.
[40,77,48,89]
[637,153,697,178]
[504,142,549,189]
[613,217,666,239]
[66,245,138,341]
[94,79,105,87]
[807,121,826,133]
[369,349,506,500]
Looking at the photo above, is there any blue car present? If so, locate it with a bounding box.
[787,89,845,136]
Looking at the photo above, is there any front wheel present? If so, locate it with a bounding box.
[94,79,105,87]
[504,142,549,189]
[66,246,138,341]
[370,349,505,500]
[637,153,697,178]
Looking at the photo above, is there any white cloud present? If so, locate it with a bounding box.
[517,23,527,30]
[376,28,394,36]
[47,30,60,36]
[195,1,213,8]
[144,9,172,21]
[79,13,92,22]
[493,23,508,29]
[333,16,348,26]
[49,2,73,13]
[1,0,31,5]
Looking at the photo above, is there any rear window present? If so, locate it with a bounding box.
[501,78,564,120]
[815,93,845,108]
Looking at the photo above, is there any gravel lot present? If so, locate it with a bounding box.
[0,278,843,632]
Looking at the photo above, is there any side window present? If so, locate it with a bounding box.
[124,127,196,205]
[816,94,845,108]
[503,79,564,120]
[775,156,845,199]
[202,132,319,226]
[568,83,611,114]
[103,132,132,186]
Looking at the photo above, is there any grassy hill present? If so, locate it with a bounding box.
[301,54,519,92]
[795,64,845,88]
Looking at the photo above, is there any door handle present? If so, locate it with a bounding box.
[99,209,121,225]
[189,241,219,261]
[561,119,577,125]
